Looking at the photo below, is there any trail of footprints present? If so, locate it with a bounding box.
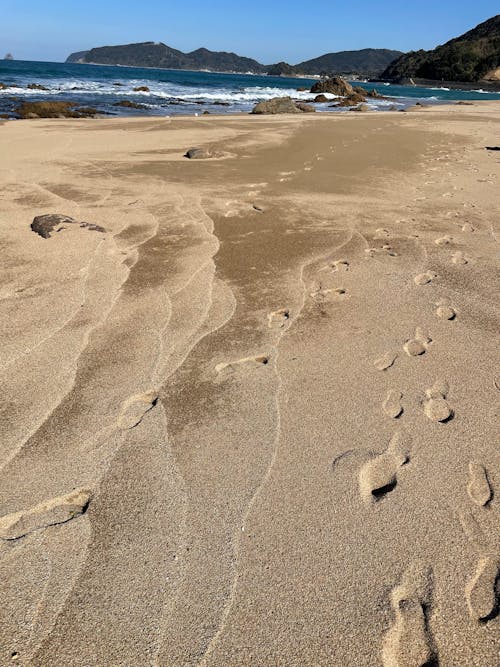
[357,222,496,662]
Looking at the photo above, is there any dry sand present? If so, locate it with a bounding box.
[0,103,499,666]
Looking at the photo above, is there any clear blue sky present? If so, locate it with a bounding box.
[1,1,498,64]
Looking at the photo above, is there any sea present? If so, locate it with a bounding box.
[2,59,500,118]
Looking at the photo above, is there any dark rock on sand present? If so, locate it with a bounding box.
[31,214,106,239]
[185,147,213,159]
[15,101,98,119]
[251,97,302,114]
[113,100,148,109]
[133,86,150,92]
[314,94,329,103]
[27,83,50,91]
[310,76,354,96]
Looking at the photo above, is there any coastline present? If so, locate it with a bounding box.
[0,102,499,666]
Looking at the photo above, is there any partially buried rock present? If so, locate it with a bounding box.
[31,214,105,239]
[251,97,302,114]
[310,76,354,97]
[185,147,213,159]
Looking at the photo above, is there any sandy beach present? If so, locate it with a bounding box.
[0,103,499,666]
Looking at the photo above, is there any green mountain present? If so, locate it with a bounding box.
[66,43,402,77]
[66,42,266,73]
[66,50,89,63]
[293,49,403,76]
[381,15,500,83]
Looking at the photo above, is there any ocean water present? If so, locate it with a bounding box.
[1,59,500,118]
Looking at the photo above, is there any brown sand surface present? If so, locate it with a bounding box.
[0,104,499,666]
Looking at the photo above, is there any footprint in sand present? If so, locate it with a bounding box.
[359,431,409,502]
[215,354,269,377]
[365,245,398,258]
[466,557,500,623]
[467,462,492,507]
[118,390,158,430]
[0,489,91,540]
[423,380,453,422]
[461,223,475,233]
[414,271,437,286]
[434,235,453,246]
[311,284,347,304]
[375,352,398,371]
[403,328,432,358]
[383,390,404,419]
[451,251,468,265]
[331,259,350,273]
[268,308,290,330]
[460,510,500,623]
[435,301,456,320]
[382,562,437,667]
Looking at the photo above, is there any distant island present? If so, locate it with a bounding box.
[381,14,500,84]
[66,43,402,78]
[4,53,14,60]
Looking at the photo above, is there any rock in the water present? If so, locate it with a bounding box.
[354,103,370,112]
[310,76,354,96]
[184,147,213,159]
[27,83,49,91]
[251,97,302,114]
[335,92,367,107]
[314,94,329,103]
[31,214,105,239]
[133,86,150,92]
[366,88,386,99]
[295,102,316,113]
[15,101,98,119]
[113,100,147,109]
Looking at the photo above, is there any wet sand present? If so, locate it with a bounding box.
[0,104,499,666]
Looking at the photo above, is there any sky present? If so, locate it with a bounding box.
[1,1,498,64]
